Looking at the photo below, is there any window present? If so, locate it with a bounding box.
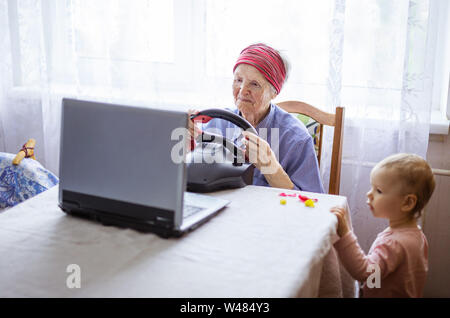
[43,0,176,92]
[6,0,449,121]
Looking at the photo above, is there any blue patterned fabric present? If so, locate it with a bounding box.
[0,152,59,209]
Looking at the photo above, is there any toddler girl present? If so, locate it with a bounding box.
[331,153,435,297]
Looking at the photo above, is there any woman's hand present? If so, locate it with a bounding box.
[330,206,350,237]
[242,131,294,190]
[241,131,278,174]
[187,109,202,151]
[187,109,202,138]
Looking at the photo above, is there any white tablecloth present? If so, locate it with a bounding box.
[0,185,355,297]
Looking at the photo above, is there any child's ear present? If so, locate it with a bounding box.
[401,194,417,213]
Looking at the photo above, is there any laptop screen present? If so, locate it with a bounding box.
[59,99,188,217]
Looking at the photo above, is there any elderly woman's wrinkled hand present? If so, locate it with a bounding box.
[188,109,203,136]
[187,109,202,151]
[242,131,279,175]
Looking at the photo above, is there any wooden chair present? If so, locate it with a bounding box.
[277,101,345,195]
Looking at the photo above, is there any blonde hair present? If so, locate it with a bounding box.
[374,153,435,219]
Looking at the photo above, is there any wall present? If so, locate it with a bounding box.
[424,133,450,297]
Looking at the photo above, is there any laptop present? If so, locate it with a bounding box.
[58,98,230,238]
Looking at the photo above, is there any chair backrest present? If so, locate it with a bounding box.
[277,101,345,195]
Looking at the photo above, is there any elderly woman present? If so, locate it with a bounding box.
[189,43,324,193]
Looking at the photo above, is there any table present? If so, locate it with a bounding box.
[0,185,355,297]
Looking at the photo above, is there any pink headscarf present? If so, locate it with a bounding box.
[233,43,286,94]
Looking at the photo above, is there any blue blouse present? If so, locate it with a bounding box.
[203,103,325,193]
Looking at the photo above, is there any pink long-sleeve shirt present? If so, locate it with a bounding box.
[334,226,428,298]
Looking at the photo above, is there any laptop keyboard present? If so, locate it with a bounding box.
[183,204,205,218]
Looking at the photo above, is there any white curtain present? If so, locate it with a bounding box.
[0,0,438,251]
[339,0,437,251]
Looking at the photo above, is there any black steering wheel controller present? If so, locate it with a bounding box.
[187,108,257,193]
[190,108,257,164]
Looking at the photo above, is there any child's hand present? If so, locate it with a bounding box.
[330,206,350,237]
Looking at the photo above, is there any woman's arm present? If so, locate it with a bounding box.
[281,131,324,193]
[262,164,295,189]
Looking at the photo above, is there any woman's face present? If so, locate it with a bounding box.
[232,64,277,126]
